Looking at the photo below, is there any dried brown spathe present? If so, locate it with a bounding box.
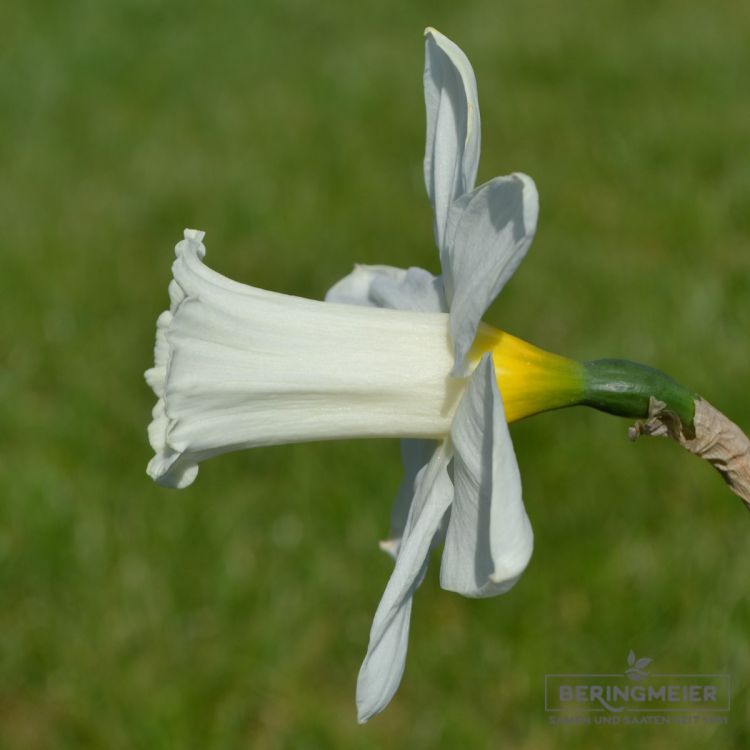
[630,397,750,510]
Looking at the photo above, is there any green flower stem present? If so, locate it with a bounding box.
[486,332,750,507]
[580,358,697,429]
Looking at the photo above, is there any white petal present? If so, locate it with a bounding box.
[443,173,539,372]
[379,439,438,559]
[325,264,448,313]
[440,354,533,598]
[423,28,481,250]
[145,232,464,488]
[325,265,404,307]
[357,441,454,723]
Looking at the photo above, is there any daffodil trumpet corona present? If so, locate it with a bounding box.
[145,27,750,724]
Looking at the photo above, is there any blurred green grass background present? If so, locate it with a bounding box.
[2,0,750,747]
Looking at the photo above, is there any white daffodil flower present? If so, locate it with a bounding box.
[326,28,539,722]
[146,28,582,722]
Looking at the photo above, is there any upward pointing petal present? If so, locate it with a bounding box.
[423,28,481,250]
[356,441,454,723]
[443,173,539,372]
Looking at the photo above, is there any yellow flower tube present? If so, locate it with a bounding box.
[471,323,697,428]
[470,323,585,423]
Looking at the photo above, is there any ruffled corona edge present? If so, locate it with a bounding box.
[144,229,205,488]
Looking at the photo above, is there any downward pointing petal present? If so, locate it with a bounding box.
[380,439,439,560]
[357,441,454,722]
[440,354,533,598]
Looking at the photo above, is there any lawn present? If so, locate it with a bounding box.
[2,0,749,747]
